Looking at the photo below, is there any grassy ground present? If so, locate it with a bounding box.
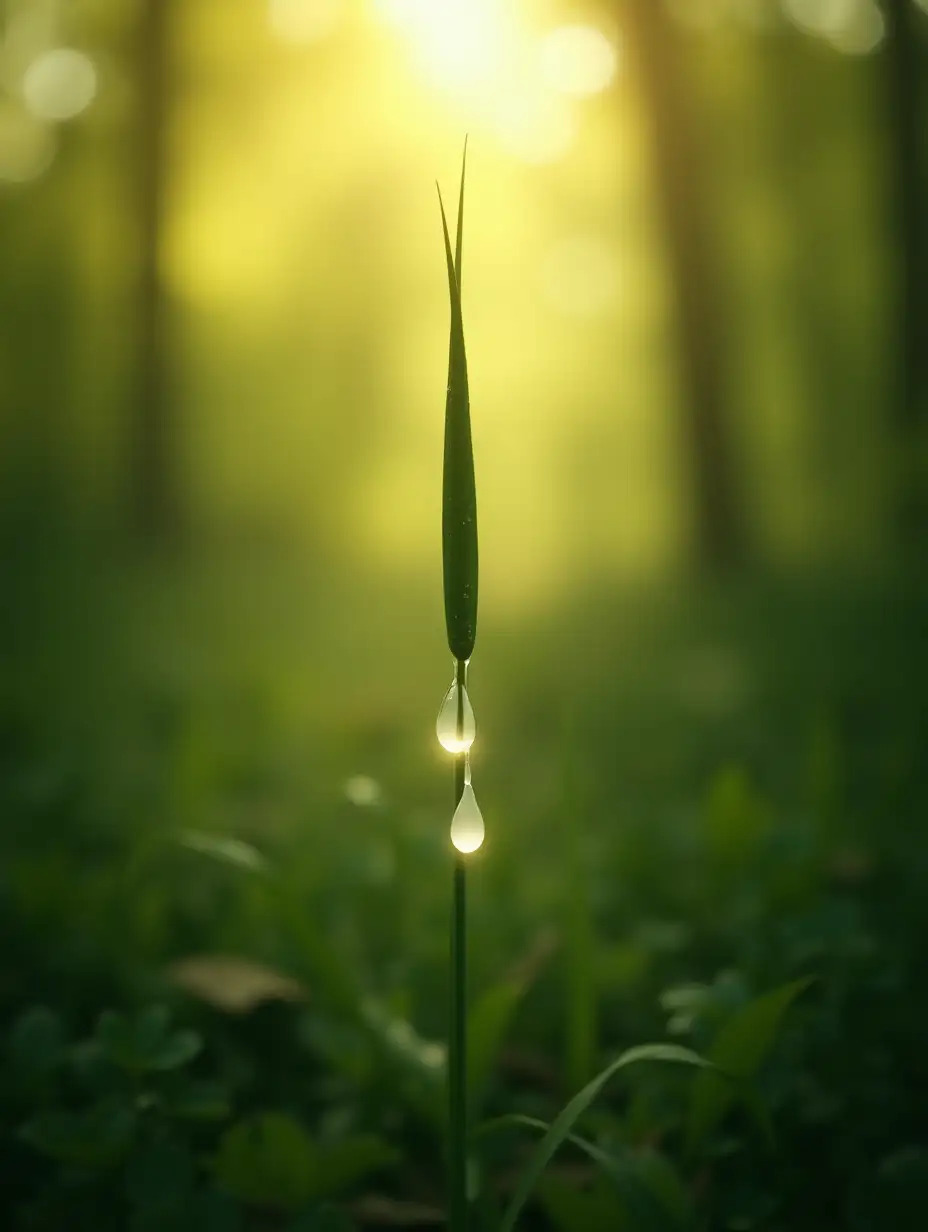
[2,552,927,1230]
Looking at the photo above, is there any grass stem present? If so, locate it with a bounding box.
[449,657,469,1230]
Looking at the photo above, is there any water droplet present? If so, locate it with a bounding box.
[436,679,476,753]
[450,784,485,854]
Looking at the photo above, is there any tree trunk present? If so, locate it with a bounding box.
[622,0,744,568]
[133,0,179,542]
[884,0,927,536]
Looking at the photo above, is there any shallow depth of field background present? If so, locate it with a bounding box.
[2,2,928,1230]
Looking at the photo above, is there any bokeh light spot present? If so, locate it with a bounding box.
[781,0,877,45]
[269,0,342,44]
[22,48,97,122]
[829,2,885,55]
[344,774,383,807]
[537,24,618,98]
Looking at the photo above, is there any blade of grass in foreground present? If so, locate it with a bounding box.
[476,1114,683,1232]
[438,141,476,1232]
[438,162,477,663]
[494,1043,713,1232]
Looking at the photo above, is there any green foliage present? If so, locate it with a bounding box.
[484,1113,689,1231]
[213,1113,394,1212]
[703,768,771,868]
[8,1007,66,1081]
[3,570,927,1231]
[97,1005,202,1073]
[21,1098,137,1169]
[495,1044,711,1232]
[848,1148,928,1230]
[686,977,814,1154]
[540,1149,693,1232]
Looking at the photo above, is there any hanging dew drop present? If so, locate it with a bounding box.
[436,679,476,753]
[450,784,485,854]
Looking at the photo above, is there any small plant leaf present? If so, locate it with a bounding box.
[96,1006,201,1072]
[214,1114,393,1213]
[493,1044,711,1232]
[135,1004,171,1054]
[148,1028,203,1070]
[214,1112,317,1212]
[20,1099,136,1168]
[685,976,813,1154]
[438,142,478,661]
[313,1135,398,1197]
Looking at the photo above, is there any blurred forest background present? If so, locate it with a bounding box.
[2,1,928,1230]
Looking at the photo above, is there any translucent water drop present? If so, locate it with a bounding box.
[436,679,476,753]
[450,784,485,854]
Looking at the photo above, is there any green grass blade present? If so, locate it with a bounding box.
[477,1114,683,1231]
[437,151,478,662]
[454,136,467,289]
[497,1044,711,1232]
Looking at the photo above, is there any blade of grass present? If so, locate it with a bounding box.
[495,1043,712,1232]
[475,1115,682,1231]
[438,169,478,663]
[440,140,475,1232]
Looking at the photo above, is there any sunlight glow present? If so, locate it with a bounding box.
[537,25,618,98]
[494,88,575,164]
[22,49,97,122]
[370,0,580,163]
[269,0,342,44]
[539,235,619,319]
[373,0,508,90]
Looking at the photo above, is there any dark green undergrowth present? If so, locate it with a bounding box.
[2,554,927,1230]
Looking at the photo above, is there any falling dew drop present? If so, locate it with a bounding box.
[450,784,485,854]
[436,679,476,753]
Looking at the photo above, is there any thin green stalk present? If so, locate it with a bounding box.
[439,141,474,1232]
[449,658,468,1231]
